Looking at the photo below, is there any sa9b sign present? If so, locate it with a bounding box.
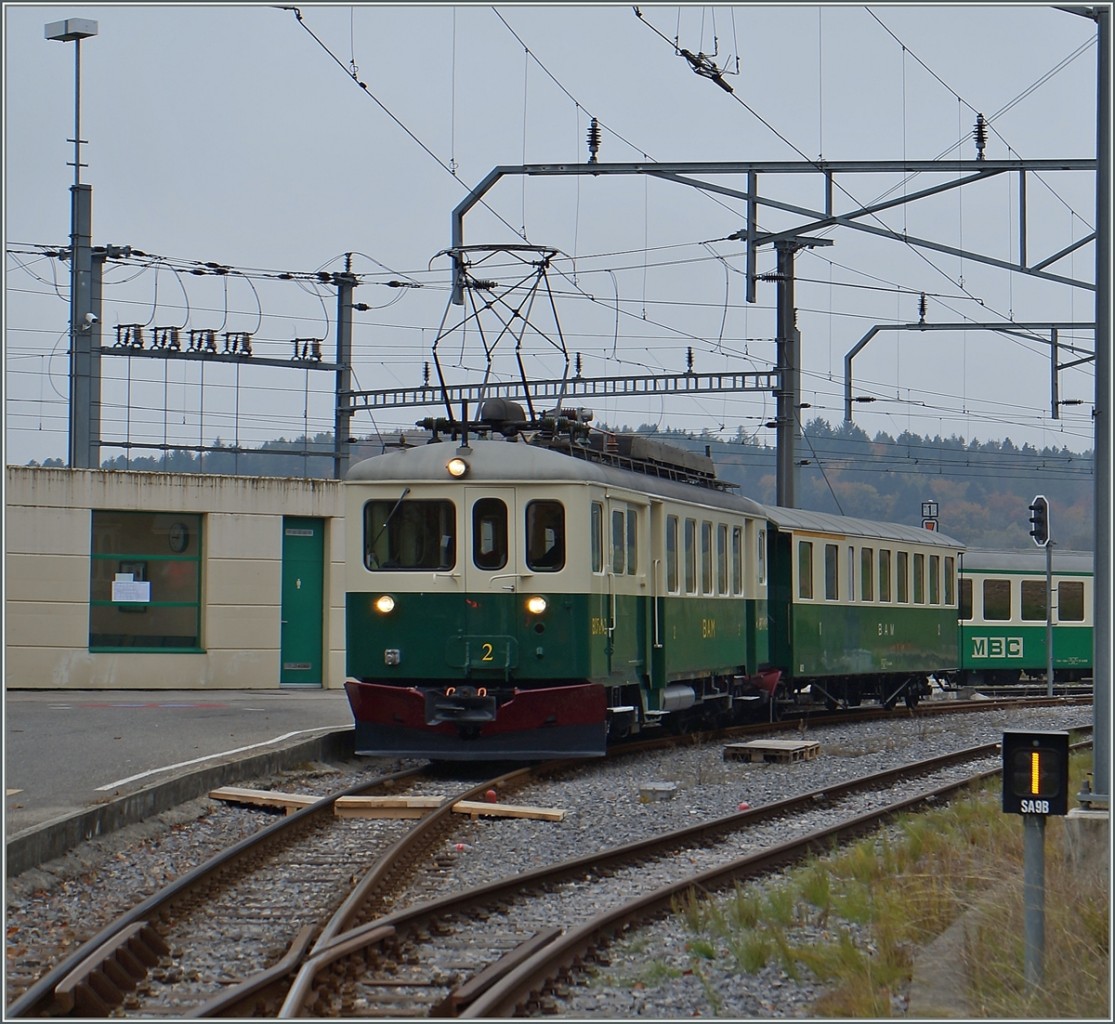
[1002,731,1070,816]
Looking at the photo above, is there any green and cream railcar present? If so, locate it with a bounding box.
[764,508,964,709]
[957,548,1093,685]
[343,437,772,759]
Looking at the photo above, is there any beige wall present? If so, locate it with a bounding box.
[4,467,345,691]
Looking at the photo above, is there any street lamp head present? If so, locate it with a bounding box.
[45,19,98,42]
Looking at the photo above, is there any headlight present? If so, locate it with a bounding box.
[447,457,469,478]
[525,595,548,615]
[373,594,396,614]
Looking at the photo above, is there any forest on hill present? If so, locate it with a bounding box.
[47,416,1094,551]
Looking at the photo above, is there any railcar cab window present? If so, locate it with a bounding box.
[365,499,455,570]
[473,498,507,570]
[526,500,565,571]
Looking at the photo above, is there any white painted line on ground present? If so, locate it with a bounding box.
[94,730,317,791]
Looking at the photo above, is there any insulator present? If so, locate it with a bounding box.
[587,117,601,164]
[575,352,583,378]
[972,113,987,160]
[918,292,927,323]
[686,347,694,373]
[466,279,496,290]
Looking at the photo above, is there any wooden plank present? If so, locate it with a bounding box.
[333,795,445,819]
[724,740,821,764]
[208,786,319,812]
[452,800,565,822]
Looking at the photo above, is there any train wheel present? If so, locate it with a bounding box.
[904,690,921,709]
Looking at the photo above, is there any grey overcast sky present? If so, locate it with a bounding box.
[3,2,1102,467]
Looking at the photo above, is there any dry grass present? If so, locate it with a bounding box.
[677,750,1109,1018]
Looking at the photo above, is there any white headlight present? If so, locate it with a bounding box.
[525,595,548,615]
[447,457,469,478]
[373,594,396,614]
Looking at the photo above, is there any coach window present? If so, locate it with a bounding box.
[824,544,839,601]
[861,547,874,601]
[591,502,604,574]
[756,528,766,587]
[366,499,455,570]
[473,498,507,570]
[695,524,713,597]
[797,540,814,599]
[89,510,202,651]
[879,549,892,602]
[1021,580,1046,621]
[929,555,940,604]
[897,551,909,603]
[684,518,697,594]
[847,546,856,601]
[717,524,729,595]
[959,577,973,620]
[983,579,1011,621]
[526,500,565,571]
[945,556,956,605]
[1059,580,1085,621]
[913,553,926,604]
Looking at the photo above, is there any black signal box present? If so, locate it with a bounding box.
[1002,731,1070,816]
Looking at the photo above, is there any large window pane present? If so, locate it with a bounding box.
[473,498,507,570]
[526,500,565,571]
[89,510,202,650]
[1021,580,1046,621]
[983,579,1011,620]
[1059,581,1084,622]
[365,498,455,570]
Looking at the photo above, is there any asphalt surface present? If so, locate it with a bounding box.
[4,689,358,875]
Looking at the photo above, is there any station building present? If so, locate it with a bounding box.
[5,466,347,691]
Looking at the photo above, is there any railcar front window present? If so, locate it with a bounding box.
[473,498,507,570]
[983,579,1011,621]
[526,501,565,571]
[1059,581,1085,622]
[365,499,455,570]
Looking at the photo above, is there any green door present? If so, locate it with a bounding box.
[281,517,325,686]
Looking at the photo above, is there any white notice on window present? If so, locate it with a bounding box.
[112,573,151,603]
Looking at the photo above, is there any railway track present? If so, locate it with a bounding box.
[6,698,1091,1018]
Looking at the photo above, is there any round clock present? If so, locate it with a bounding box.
[169,522,190,553]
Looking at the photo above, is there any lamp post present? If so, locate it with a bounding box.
[45,18,99,469]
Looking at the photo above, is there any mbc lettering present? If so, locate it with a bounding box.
[971,636,1023,659]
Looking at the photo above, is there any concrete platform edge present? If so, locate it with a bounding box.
[5,727,355,878]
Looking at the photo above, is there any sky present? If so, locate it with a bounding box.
[2,2,1103,468]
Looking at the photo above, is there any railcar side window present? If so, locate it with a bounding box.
[824,544,838,601]
[611,510,625,575]
[959,578,973,620]
[591,503,604,574]
[1021,580,1046,621]
[473,498,507,570]
[666,515,679,592]
[1059,581,1085,621]
[861,547,874,601]
[983,579,1011,620]
[365,499,455,571]
[684,519,697,594]
[701,522,713,595]
[929,555,940,604]
[879,549,892,602]
[526,501,565,571]
[626,509,638,576]
[717,524,729,595]
[89,510,202,651]
[847,546,855,601]
[755,528,766,588]
[798,540,814,599]
[945,557,955,605]
[897,551,909,603]
[732,526,744,595]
